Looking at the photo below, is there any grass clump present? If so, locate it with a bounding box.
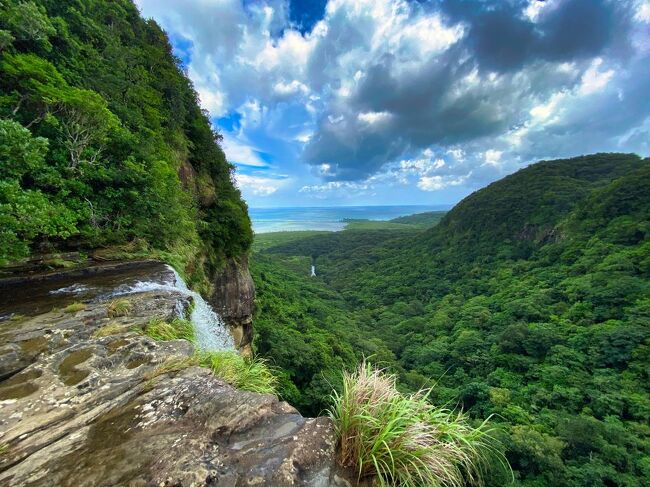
[0,443,8,455]
[195,351,277,394]
[63,302,86,313]
[329,361,507,487]
[107,298,132,318]
[92,323,124,338]
[144,318,195,342]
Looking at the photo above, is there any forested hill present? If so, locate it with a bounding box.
[0,0,252,290]
[426,153,645,259]
[253,153,650,485]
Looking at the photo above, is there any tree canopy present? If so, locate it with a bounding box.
[0,0,252,287]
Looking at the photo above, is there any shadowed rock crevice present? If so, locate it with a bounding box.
[210,255,256,355]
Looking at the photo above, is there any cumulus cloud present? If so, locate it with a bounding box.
[136,0,650,204]
[235,173,287,196]
[221,134,268,168]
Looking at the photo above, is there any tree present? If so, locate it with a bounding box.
[58,88,119,169]
[0,119,77,263]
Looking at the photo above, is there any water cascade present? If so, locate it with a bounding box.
[113,265,235,351]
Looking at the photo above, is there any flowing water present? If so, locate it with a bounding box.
[0,261,234,352]
[111,265,234,351]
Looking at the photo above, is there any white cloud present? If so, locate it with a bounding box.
[273,80,309,96]
[221,134,267,167]
[530,91,566,123]
[483,150,503,166]
[524,0,560,22]
[294,131,313,143]
[635,2,650,22]
[446,148,465,161]
[579,58,615,96]
[417,175,466,192]
[299,180,369,193]
[318,163,334,176]
[235,174,286,196]
[358,111,392,124]
[399,157,445,175]
[196,86,225,117]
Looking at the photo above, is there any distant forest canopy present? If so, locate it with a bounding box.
[0,0,252,289]
[252,153,650,486]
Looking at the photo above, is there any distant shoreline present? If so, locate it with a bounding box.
[251,206,449,234]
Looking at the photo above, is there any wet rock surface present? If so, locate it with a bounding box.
[0,263,350,486]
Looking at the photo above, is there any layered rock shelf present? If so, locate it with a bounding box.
[0,262,350,486]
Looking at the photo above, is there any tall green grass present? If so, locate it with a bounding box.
[195,351,277,394]
[144,318,195,343]
[329,361,508,487]
[107,298,132,317]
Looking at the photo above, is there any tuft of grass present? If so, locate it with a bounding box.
[195,351,277,394]
[92,322,124,338]
[107,298,132,318]
[63,302,86,313]
[143,318,195,342]
[0,443,8,455]
[329,361,508,487]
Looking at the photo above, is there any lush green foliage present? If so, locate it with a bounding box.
[62,301,85,313]
[195,351,277,394]
[144,317,195,343]
[330,361,506,487]
[252,154,650,486]
[341,210,446,231]
[0,0,251,283]
[343,219,424,231]
[389,210,447,228]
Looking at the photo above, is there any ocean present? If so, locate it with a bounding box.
[249,205,450,233]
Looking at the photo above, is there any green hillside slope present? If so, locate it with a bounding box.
[0,0,251,289]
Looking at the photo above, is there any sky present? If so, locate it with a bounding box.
[135,0,650,208]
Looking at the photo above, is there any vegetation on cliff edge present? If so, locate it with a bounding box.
[0,0,252,290]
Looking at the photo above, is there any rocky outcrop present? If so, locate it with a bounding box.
[210,256,255,355]
[0,263,350,486]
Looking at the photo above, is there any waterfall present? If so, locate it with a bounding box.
[113,265,235,351]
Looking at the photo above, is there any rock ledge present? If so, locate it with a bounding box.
[0,264,350,486]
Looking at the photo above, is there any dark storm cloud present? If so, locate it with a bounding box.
[439,0,628,70]
[302,0,645,181]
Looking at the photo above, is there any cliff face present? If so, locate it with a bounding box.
[210,256,256,355]
[0,262,349,486]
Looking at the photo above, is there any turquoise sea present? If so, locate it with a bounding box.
[249,205,450,233]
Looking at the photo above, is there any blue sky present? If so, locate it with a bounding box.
[136,0,650,208]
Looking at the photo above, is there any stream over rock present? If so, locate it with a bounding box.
[0,261,351,486]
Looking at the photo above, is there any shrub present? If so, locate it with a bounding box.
[329,361,507,487]
[107,298,132,317]
[144,318,195,342]
[195,351,277,394]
